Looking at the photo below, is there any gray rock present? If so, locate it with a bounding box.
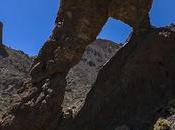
[0,45,32,117]
[62,39,121,116]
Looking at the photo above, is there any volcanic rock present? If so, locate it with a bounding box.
[63,39,120,116]
[61,27,175,130]
[0,45,32,118]
[0,0,155,130]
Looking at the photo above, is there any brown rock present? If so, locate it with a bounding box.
[0,22,8,58]
[61,28,175,130]
[0,0,153,130]
[0,45,32,119]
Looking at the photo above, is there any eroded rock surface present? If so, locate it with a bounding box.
[0,0,153,130]
[0,45,32,118]
[0,40,120,130]
[63,39,120,116]
[60,28,175,130]
[0,44,8,58]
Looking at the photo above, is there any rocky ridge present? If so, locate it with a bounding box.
[0,45,32,117]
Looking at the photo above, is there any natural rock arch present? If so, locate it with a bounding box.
[97,17,133,44]
[0,0,153,130]
[32,0,153,81]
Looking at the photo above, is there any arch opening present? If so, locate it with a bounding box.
[97,17,133,45]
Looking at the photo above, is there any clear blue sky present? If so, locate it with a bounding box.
[0,0,175,55]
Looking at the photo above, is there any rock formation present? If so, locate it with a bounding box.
[0,45,32,118]
[63,39,120,116]
[1,26,175,130]
[0,38,119,120]
[0,39,120,130]
[0,22,8,58]
[2,0,169,130]
[58,27,175,130]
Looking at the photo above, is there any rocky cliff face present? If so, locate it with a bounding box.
[0,45,32,118]
[63,39,120,116]
[1,0,175,130]
[0,39,119,121]
[1,27,175,130]
[57,26,175,130]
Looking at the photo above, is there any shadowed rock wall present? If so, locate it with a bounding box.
[59,28,175,130]
[0,0,153,130]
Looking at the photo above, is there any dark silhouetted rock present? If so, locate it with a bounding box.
[0,21,3,44]
[0,22,8,58]
[60,27,175,130]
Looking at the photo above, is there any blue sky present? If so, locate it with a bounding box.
[0,0,175,55]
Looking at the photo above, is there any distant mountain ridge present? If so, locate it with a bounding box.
[63,39,121,115]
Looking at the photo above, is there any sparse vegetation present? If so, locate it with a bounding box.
[154,118,171,130]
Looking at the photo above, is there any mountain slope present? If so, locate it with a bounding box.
[0,45,32,117]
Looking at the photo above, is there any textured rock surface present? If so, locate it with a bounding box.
[0,22,8,58]
[0,45,32,118]
[0,40,120,130]
[0,0,153,130]
[60,27,175,130]
[0,44,8,58]
[63,39,120,116]
[153,96,175,130]
[168,115,175,130]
